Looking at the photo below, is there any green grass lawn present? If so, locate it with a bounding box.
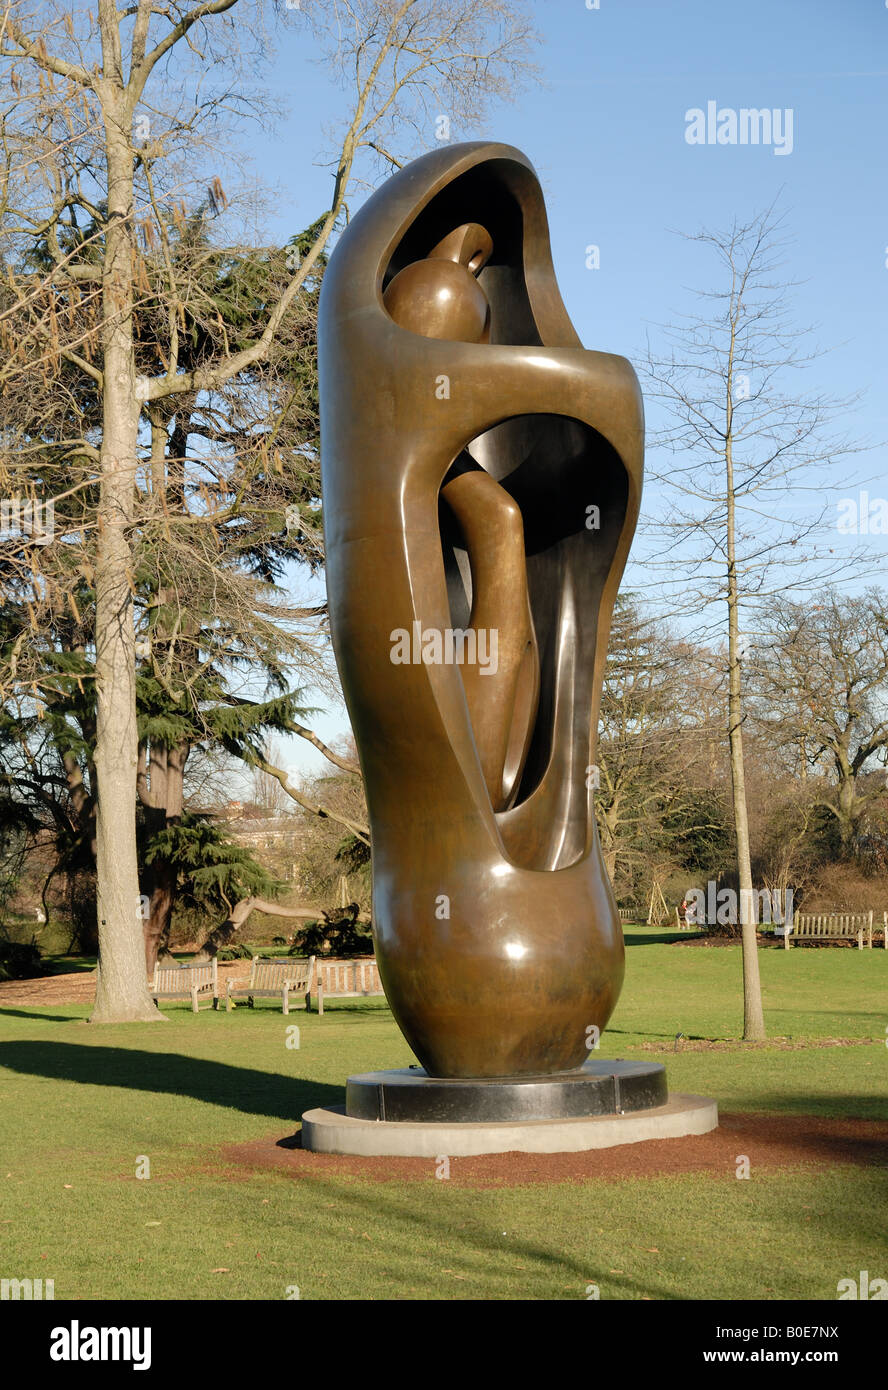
[1,932,886,1300]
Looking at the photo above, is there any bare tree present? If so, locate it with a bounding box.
[754,587,888,853]
[250,743,296,815]
[596,597,724,895]
[643,205,868,1039]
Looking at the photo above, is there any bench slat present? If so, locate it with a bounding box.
[314,957,385,1015]
[225,956,315,1014]
[784,911,873,949]
[150,960,218,1012]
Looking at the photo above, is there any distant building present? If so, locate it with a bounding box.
[224,812,303,882]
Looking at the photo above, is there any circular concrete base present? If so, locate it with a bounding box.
[300,1092,718,1157]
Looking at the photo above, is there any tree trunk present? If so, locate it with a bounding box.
[67,869,99,956]
[143,858,176,977]
[141,742,188,976]
[90,57,161,1023]
[835,775,859,855]
[725,421,765,1041]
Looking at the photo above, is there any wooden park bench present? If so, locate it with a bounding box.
[618,908,634,923]
[782,911,874,950]
[151,960,218,1012]
[312,957,384,1015]
[225,956,315,1014]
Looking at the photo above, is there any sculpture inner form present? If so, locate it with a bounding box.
[319,143,644,1079]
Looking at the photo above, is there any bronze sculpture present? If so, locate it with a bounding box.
[319,142,644,1080]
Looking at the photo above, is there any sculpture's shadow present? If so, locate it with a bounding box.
[0,1040,341,1122]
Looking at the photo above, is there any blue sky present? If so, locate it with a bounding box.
[231,0,888,778]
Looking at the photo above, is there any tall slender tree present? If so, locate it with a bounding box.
[643,206,867,1039]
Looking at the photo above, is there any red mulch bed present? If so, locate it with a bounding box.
[218,1112,888,1188]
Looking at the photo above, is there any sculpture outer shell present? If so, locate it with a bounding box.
[319,142,644,1078]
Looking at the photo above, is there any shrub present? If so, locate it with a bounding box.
[289,904,373,958]
[0,937,45,981]
[217,944,252,961]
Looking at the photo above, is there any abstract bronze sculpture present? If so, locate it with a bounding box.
[319,142,644,1082]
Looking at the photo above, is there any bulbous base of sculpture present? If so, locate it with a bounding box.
[344,1058,667,1123]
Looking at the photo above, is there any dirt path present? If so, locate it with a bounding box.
[0,960,251,1008]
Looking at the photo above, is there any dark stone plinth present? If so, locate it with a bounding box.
[345,1059,667,1124]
